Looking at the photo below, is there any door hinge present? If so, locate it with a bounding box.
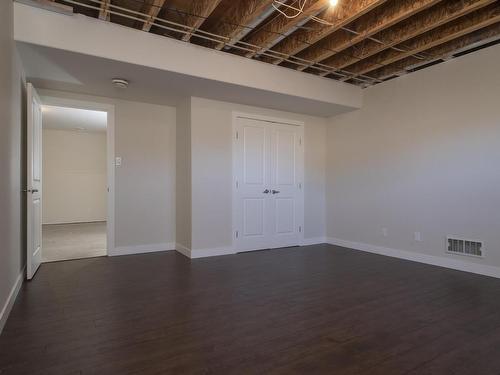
[298,182,302,189]
[235,180,239,189]
[299,226,302,233]
[236,131,239,140]
[235,230,239,238]
[299,137,302,146]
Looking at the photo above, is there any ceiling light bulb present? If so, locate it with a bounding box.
[329,0,338,6]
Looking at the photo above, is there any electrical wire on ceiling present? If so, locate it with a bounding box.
[272,0,307,19]
[272,0,335,26]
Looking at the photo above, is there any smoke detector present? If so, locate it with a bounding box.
[112,78,129,89]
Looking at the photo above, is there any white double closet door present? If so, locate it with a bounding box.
[233,115,304,252]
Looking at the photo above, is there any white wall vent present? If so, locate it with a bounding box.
[447,237,483,258]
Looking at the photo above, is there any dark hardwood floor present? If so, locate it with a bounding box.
[1,244,500,374]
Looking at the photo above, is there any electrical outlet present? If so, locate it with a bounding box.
[414,231,422,242]
[115,156,122,167]
[382,227,388,237]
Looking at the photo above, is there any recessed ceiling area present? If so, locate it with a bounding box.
[47,0,500,87]
[42,105,107,132]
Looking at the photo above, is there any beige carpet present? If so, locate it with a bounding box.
[42,222,107,262]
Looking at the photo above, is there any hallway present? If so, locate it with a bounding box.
[42,222,106,262]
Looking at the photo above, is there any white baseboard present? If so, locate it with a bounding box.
[302,237,327,246]
[327,237,500,279]
[175,243,191,258]
[175,243,236,259]
[42,220,106,225]
[176,239,329,259]
[191,246,235,259]
[109,242,175,256]
[0,266,25,334]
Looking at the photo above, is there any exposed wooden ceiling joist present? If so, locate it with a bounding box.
[343,3,500,80]
[264,0,386,65]
[264,0,387,64]
[201,0,275,50]
[319,0,496,76]
[295,0,442,71]
[242,0,328,58]
[181,0,223,42]
[367,22,500,80]
[141,0,167,32]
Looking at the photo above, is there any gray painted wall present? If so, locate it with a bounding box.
[175,97,192,249]
[0,0,27,331]
[327,44,500,270]
[189,97,327,252]
[40,90,177,253]
[42,129,107,224]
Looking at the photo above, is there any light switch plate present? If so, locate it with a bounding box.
[115,156,122,166]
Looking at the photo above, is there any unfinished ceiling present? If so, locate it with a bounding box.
[43,0,500,87]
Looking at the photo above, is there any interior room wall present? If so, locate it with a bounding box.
[189,97,327,254]
[326,44,500,274]
[42,128,107,224]
[175,97,192,250]
[0,1,27,332]
[39,90,176,254]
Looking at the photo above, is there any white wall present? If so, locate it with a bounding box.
[189,97,327,253]
[175,98,191,249]
[40,90,176,253]
[0,1,26,332]
[326,44,500,272]
[114,100,176,251]
[42,129,107,224]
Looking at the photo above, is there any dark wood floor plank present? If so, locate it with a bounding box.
[1,244,500,374]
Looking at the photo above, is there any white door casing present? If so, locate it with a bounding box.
[233,113,304,252]
[27,83,43,279]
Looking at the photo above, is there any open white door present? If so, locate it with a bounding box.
[27,83,43,280]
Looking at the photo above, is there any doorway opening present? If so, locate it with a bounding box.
[41,105,108,262]
[27,84,115,277]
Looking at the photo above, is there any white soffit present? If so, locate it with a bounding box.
[13,2,362,117]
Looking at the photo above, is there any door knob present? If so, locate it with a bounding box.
[271,190,280,194]
[263,189,270,194]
